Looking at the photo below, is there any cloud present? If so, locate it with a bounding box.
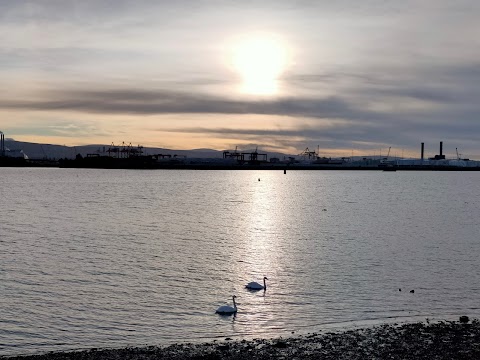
[0,64,476,124]
[2,1,480,157]
[0,87,358,117]
[2,58,480,152]
[3,119,112,138]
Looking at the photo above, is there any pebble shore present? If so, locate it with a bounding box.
[3,319,480,360]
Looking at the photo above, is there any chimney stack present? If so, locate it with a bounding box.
[421,142,424,160]
[440,141,443,156]
[0,131,4,157]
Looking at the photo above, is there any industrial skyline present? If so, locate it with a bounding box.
[1,1,480,158]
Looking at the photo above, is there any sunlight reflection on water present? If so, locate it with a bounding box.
[1,169,480,355]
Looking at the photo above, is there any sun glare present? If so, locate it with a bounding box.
[231,35,288,95]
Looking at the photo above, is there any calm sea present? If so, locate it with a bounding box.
[1,168,479,356]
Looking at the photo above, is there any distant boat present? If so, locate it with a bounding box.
[314,157,344,165]
[379,159,397,171]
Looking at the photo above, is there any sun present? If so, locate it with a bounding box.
[231,34,288,95]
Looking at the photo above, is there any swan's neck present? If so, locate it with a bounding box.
[233,297,237,308]
[263,278,267,289]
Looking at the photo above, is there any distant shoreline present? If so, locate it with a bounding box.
[3,155,480,170]
[4,163,480,171]
[3,319,479,359]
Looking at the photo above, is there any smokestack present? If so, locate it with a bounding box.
[421,142,424,160]
[0,131,4,157]
[440,141,443,156]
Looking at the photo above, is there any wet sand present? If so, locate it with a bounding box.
[3,319,479,360]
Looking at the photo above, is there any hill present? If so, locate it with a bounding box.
[3,139,291,161]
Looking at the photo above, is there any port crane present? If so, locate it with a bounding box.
[299,147,318,159]
[456,148,469,161]
[223,146,243,161]
[383,146,391,160]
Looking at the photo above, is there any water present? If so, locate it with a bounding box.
[1,168,479,356]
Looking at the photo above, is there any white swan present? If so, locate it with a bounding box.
[215,295,237,315]
[246,276,268,290]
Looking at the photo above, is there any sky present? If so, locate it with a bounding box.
[1,0,480,158]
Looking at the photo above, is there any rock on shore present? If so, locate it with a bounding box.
[3,319,480,360]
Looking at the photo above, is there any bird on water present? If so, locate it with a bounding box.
[246,276,268,290]
[216,295,237,315]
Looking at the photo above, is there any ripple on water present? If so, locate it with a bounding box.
[1,169,480,356]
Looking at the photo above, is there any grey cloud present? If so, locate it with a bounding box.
[0,89,358,119]
[1,80,478,132]
[2,57,480,156]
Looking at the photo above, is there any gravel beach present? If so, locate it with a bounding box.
[3,319,480,360]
